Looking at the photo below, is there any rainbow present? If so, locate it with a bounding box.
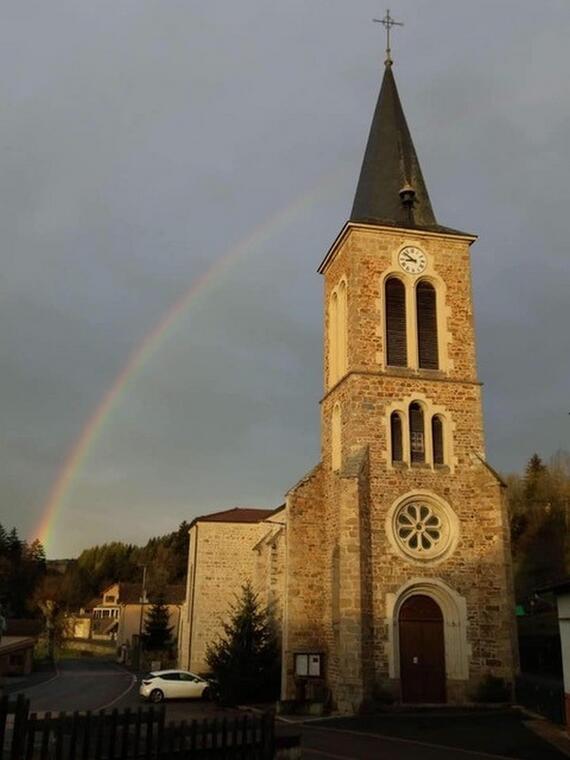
[35,166,349,553]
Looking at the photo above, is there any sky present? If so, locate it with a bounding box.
[1,1,569,558]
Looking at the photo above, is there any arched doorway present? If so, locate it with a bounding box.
[399,594,446,703]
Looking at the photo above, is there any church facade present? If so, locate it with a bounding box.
[179,54,518,712]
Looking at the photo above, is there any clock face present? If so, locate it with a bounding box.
[398,246,427,275]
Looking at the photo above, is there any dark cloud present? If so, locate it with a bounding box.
[1,1,569,556]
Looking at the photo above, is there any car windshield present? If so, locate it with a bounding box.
[141,673,155,680]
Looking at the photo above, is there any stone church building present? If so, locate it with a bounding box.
[179,52,518,712]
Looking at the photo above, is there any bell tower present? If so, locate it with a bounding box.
[281,41,517,712]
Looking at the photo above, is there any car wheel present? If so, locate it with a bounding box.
[202,687,211,701]
[150,689,164,703]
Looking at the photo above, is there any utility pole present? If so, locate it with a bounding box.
[137,565,147,670]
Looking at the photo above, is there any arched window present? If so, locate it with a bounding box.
[432,415,445,465]
[385,277,407,367]
[329,290,338,385]
[390,412,403,463]
[331,403,341,471]
[416,281,439,369]
[338,280,348,377]
[409,402,425,463]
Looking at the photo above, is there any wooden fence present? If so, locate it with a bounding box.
[0,695,275,759]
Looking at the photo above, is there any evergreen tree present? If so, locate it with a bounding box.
[6,528,22,561]
[206,582,280,704]
[508,450,570,606]
[524,453,547,502]
[142,596,173,651]
[0,524,8,557]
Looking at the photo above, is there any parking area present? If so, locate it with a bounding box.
[2,659,240,723]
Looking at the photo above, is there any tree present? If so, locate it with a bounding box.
[524,453,547,502]
[206,582,280,704]
[142,596,173,651]
[33,575,66,659]
[507,451,570,606]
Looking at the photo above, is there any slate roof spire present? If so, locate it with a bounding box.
[350,59,438,230]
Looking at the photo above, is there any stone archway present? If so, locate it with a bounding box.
[386,578,469,691]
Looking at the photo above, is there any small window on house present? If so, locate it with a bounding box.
[331,403,341,471]
[416,281,439,369]
[432,415,445,465]
[409,402,425,463]
[385,277,407,366]
[390,412,403,463]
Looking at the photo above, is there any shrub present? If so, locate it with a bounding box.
[473,674,511,703]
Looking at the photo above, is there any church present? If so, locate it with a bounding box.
[178,36,518,712]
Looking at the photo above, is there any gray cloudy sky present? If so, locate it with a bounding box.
[2,1,569,557]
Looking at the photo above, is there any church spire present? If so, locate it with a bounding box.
[350,58,438,229]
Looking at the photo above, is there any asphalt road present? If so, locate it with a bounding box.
[7,659,135,714]
[294,717,569,760]
[7,658,243,724]
[299,725,511,759]
[6,662,567,759]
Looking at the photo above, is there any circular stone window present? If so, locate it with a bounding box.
[390,496,458,562]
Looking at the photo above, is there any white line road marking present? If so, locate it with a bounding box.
[95,673,137,712]
[6,662,61,695]
[303,725,516,760]
[303,750,359,760]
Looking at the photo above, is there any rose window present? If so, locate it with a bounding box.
[391,498,456,561]
[397,503,441,552]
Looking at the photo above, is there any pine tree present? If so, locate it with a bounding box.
[142,596,173,651]
[6,528,22,561]
[524,453,547,503]
[206,581,280,704]
[0,524,8,558]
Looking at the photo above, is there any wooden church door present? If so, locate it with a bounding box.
[399,594,446,703]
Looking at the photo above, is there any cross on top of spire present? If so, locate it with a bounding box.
[373,9,403,65]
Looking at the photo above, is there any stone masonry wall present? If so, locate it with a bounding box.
[280,227,516,707]
[281,465,327,700]
[184,520,271,674]
[312,223,517,704]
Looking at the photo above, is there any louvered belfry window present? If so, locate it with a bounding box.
[409,402,425,463]
[390,412,403,462]
[416,281,439,369]
[432,415,444,465]
[385,277,407,366]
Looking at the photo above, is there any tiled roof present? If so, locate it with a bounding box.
[6,619,43,637]
[116,583,186,605]
[192,506,282,526]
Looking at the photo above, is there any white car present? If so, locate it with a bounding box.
[139,669,211,703]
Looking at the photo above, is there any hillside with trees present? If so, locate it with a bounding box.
[54,520,191,609]
[0,521,190,619]
[0,526,46,617]
[507,451,570,607]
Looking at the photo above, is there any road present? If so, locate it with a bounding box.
[298,724,512,759]
[7,659,135,714]
[6,661,567,759]
[7,658,243,723]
